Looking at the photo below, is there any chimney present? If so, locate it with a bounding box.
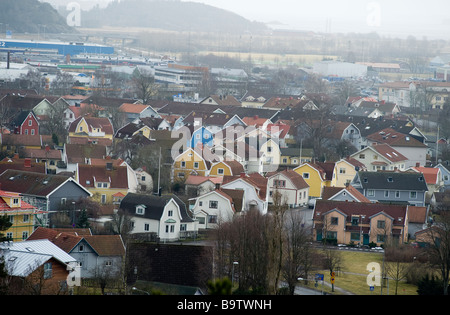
[240,172,246,178]
[416,162,420,167]
[7,51,10,69]
[24,158,31,168]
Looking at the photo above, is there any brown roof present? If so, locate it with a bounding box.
[321,185,370,202]
[28,227,125,256]
[66,143,107,163]
[314,200,408,226]
[366,128,426,148]
[408,206,428,224]
[268,169,309,190]
[220,188,244,212]
[370,143,408,162]
[77,164,129,189]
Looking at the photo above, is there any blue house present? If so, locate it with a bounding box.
[188,126,214,149]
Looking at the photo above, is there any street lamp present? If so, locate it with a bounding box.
[232,261,239,287]
[360,214,366,246]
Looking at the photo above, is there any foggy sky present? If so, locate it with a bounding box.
[42,0,450,39]
[185,0,450,39]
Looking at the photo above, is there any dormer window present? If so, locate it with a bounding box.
[136,205,146,215]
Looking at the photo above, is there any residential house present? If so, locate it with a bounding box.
[266,122,291,148]
[184,175,223,197]
[189,188,244,229]
[321,185,370,203]
[188,125,214,149]
[199,95,241,106]
[134,167,154,193]
[119,193,197,241]
[279,147,313,167]
[0,156,46,174]
[0,239,79,295]
[293,162,335,198]
[68,116,114,147]
[12,111,40,136]
[118,102,160,123]
[182,112,246,135]
[407,206,429,240]
[350,171,428,206]
[60,143,107,173]
[0,169,92,219]
[242,115,272,130]
[365,128,428,168]
[221,173,268,214]
[22,146,63,174]
[407,165,443,199]
[312,200,409,246]
[1,134,53,153]
[266,169,310,208]
[240,92,270,108]
[434,162,450,190]
[209,160,244,177]
[172,147,211,180]
[331,157,367,187]
[28,227,126,279]
[75,163,135,205]
[350,143,408,172]
[0,189,45,242]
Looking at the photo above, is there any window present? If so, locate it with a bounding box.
[23,214,29,223]
[79,245,84,252]
[22,231,28,240]
[44,263,52,279]
[351,232,360,241]
[274,180,286,188]
[144,223,149,231]
[28,120,32,126]
[208,215,217,224]
[101,194,107,204]
[331,217,339,225]
[377,220,386,229]
[13,198,19,205]
[168,210,173,217]
[136,206,145,215]
[359,154,365,159]
[218,168,224,175]
[194,162,199,169]
[351,217,359,226]
[181,161,186,168]
[384,190,389,198]
[209,201,218,209]
[31,129,35,135]
[395,191,400,198]
[302,173,309,179]
[367,190,375,197]
[339,168,346,174]
[410,191,417,199]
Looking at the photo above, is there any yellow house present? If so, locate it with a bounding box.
[209,160,244,177]
[331,157,367,187]
[75,164,131,204]
[294,162,334,198]
[0,190,44,242]
[68,116,114,142]
[173,147,210,181]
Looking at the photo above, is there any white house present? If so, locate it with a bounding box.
[266,169,309,208]
[221,173,268,214]
[189,188,244,229]
[119,193,197,241]
[350,143,408,172]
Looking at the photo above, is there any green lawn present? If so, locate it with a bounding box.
[303,249,419,295]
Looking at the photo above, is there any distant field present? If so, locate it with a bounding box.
[197,51,338,68]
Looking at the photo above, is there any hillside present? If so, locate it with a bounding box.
[0,0,75,34]
[79,0,268,34]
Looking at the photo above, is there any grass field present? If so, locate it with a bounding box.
[302,249,419,295]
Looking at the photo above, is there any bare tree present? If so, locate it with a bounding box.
[131,68,158,104]
[424,212,450,295]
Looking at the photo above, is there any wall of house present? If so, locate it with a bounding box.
[332,161,358,187]
[192,193,234,229]
[393,146,427,168]
[173,149,208,180]
[221,179,267,214]
[267,176,308,207]
[20,113,39,136]
[158,199,184,241]
[69,239,98,278]
[48,181,91,211]
[294,165,326,198]
[361,188,426,206]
